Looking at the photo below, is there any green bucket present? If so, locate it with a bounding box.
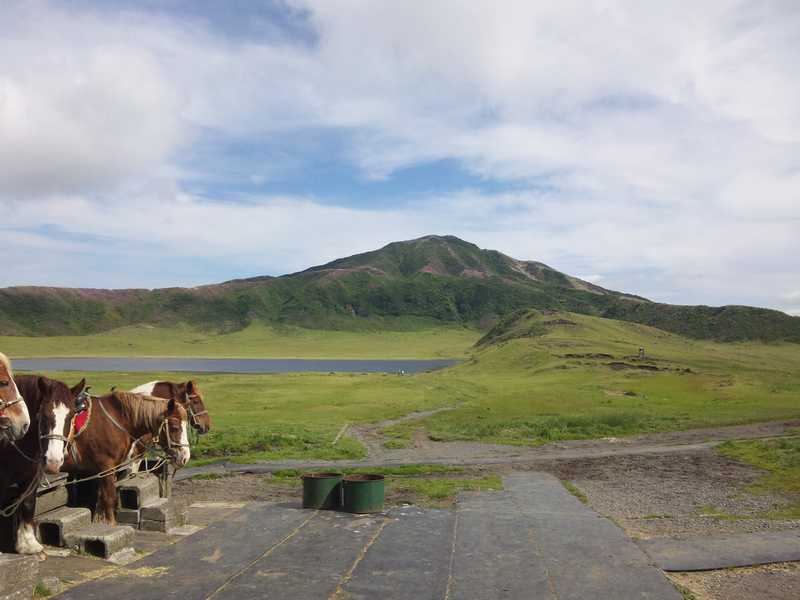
[342,474,385,513]
[301,472,343,509]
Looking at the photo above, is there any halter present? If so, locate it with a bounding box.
[184,393,208,431]
[156,416,190,456]
[0,395,23,413]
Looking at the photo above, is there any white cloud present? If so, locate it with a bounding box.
[0,1,798,313]
[0,4,184,196]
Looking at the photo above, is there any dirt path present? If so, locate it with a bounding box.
[348,405,458,459]
[180,419,799,480]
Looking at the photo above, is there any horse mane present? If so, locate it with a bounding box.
[112,392,170,431]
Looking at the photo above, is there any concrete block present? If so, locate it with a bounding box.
[115,508,140,526]
[140,459,171,497]
[35,484,69,516]
[0,554,38,600]
[37,507,92,548]
[140,497,186,524]
[63,524,134,559]
[116,475,159,510]
[140,517,181,533]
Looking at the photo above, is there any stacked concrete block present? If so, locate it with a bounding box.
[37,507,92,548]
[35,473,69,517]
[116,474,160,511]
[0,554,38,600]
[139,497,187,533]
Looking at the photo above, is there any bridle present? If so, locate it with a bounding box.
[184,392,208,431]
[0,394,24,414]
[156,416,190,459]
[0,397,23,412]
[40,388,92,462]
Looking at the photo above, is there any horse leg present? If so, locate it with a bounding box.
[15,479,43,555]
[94,475,117,525]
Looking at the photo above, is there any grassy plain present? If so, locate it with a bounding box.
[0,322,479,359]
[15,310,800,463]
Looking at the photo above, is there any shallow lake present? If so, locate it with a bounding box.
[13,357,459,374]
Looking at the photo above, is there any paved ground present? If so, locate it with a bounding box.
[639,531,800,571]
[55,473,681,599]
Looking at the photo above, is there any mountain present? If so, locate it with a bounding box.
[1,235,798,342]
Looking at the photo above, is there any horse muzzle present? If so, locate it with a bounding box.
[44,457,64,474]
[168,447,190,468]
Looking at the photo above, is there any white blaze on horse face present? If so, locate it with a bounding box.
[176,420,190,466]
[3,377,30,441]
[129,381,158,395]
[16,521,43,554]
[44,402,69,474]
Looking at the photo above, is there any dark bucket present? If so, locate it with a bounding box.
[342,474,385,513]
[301,472,343,509]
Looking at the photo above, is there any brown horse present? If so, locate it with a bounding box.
[0,375,85,554]
[60,392,190,523]
[0,353,30,444]
[129,380,211,433]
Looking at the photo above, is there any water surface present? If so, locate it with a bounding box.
[14,357,458,374]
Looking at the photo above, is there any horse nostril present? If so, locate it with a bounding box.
[21,422,29,435]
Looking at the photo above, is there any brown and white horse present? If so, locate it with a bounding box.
[0,375,85,554]
[129,380,211,433]
[60,392,190,523]
[0,353,30,445]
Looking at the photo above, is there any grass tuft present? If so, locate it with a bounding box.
[561,481,588,504]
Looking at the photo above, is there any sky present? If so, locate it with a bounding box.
[1,1,798,315]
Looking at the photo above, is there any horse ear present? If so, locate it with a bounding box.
[167,398,176,413]
[185,381,195,394]
[70,378,87,397]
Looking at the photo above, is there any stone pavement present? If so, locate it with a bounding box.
[639,530,800,571]
[55,473,681,599]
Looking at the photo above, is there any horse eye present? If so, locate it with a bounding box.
[0,380,8,387]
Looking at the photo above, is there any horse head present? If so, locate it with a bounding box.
[183,380,211,434]
[159,399,190,467]
[40,377,86,474]
[0,353,29,444]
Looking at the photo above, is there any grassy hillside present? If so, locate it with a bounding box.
[382,309,800,446]
[0,322,479,359]
[24,310,800,463]
[1,235,798,343]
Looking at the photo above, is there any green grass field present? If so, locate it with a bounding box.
[0,322,479,359]
[14,310,800,463]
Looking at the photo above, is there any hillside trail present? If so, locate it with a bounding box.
[180,419,800,479]
[347,405,459,458]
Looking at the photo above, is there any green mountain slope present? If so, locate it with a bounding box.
[1,235,798,342]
